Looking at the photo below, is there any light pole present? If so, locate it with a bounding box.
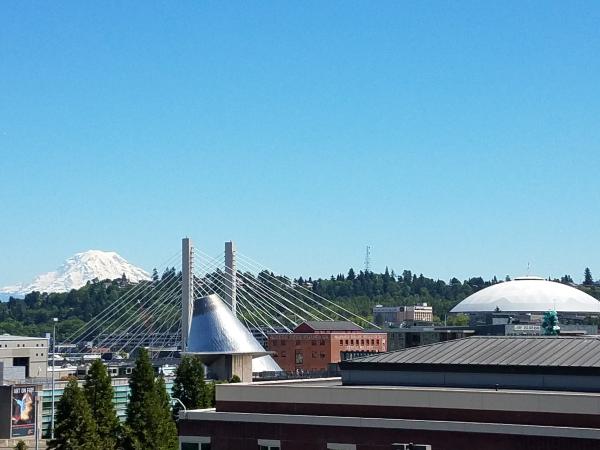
[171,397,187,420]
[34,390,40,450]
[50,317,58,440]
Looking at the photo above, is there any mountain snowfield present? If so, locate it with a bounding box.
[0,250,150,298]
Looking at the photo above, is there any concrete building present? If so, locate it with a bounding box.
[268,322,387,374]
[373,304,433,326]
[0,335,48,381]
[179,336,600,450]
[0,335,48,450]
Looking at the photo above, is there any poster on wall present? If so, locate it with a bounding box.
[11,385,36,438]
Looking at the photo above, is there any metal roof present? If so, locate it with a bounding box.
[450,277,600,313]
[295,321,363,332]
[344,336,600,368]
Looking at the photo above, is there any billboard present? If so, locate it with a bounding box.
[11,385,36,438]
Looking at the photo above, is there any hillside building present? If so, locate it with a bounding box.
[373,304,433,326]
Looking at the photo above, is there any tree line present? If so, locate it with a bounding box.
[0,267,598,338]
[45,350,213,450]
[0,268,178,339]
[298,267,600,322]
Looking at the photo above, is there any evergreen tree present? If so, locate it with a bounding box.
[151,377,178,449]
[172,355,207,419]
[584,268,594,286]
[48,379,100,450]
[560,274,574,284]
[84,359,120,449]
[125,349,177,450]
[152,268,159,283]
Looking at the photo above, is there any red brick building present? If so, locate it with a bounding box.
[268,321,387,373]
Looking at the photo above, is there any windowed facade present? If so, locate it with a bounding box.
[179,436,211,450]
[327,444,356,450]
[267,331,387,372]
[258,439,280,450]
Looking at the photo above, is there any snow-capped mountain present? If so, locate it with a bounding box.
[0,250,150,298]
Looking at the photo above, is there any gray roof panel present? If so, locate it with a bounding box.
[346,336,600,369]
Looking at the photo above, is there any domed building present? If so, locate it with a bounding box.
[451,276,600,314]
[450,277,600,335]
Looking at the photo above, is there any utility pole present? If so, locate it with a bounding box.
[34,390,40,450]
[182,238,194,352]
[50,317,58,439]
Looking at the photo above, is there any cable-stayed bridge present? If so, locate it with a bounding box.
[63,238,376,359]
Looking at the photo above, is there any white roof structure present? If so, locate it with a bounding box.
[450,276,600,314]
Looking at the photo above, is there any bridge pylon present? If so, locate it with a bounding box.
[182,237,194,352]
[225,241,237,315]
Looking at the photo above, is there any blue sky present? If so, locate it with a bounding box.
[1,1,599,285]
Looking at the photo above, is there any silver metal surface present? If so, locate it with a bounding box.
[187,294,282,373]
[251,355,282,372]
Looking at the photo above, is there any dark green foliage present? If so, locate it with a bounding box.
[561,274,574,284]
[152,377,178,449]
[84,359,120,449]
[446,314,470,326]
[584,268,594,286]
[206,382,217,407]
[13,441,27,450]
[172,355,208,419]
[229,374,241,383]
[125,349,177,450]
[2,268,599,338]
[0,278,124,338]
[48,379,100,450]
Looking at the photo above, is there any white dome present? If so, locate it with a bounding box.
[450,277,600,314]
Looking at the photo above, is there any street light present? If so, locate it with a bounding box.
[171,397,187,420]
[50,317,58,440]
[33,390,40,450]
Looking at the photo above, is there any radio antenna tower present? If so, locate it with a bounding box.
[364,246,372,273]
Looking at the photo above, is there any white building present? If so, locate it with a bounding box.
[373,304,433,325]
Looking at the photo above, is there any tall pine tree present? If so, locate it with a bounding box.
[172,355,207,419]
[48,379,100,450]
[125,349,177,450]
[84,359,120,449]
[152,377,178,449]
[584,268,594,286]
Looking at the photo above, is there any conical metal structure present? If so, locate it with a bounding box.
[187,293,281,373]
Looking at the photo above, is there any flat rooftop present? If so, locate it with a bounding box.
[0,334,47,341]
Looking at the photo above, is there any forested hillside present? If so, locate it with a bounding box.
[1,267,598,338]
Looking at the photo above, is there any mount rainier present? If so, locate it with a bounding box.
[0,250,150,298]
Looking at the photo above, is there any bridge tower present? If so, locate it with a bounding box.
[182,237,194,352]
[224,241,237,315]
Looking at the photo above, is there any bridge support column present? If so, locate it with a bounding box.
[225,241,237,315]
[182,237,194,352]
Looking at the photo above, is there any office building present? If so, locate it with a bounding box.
[373,304,433,326]
[268,321,387,374]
